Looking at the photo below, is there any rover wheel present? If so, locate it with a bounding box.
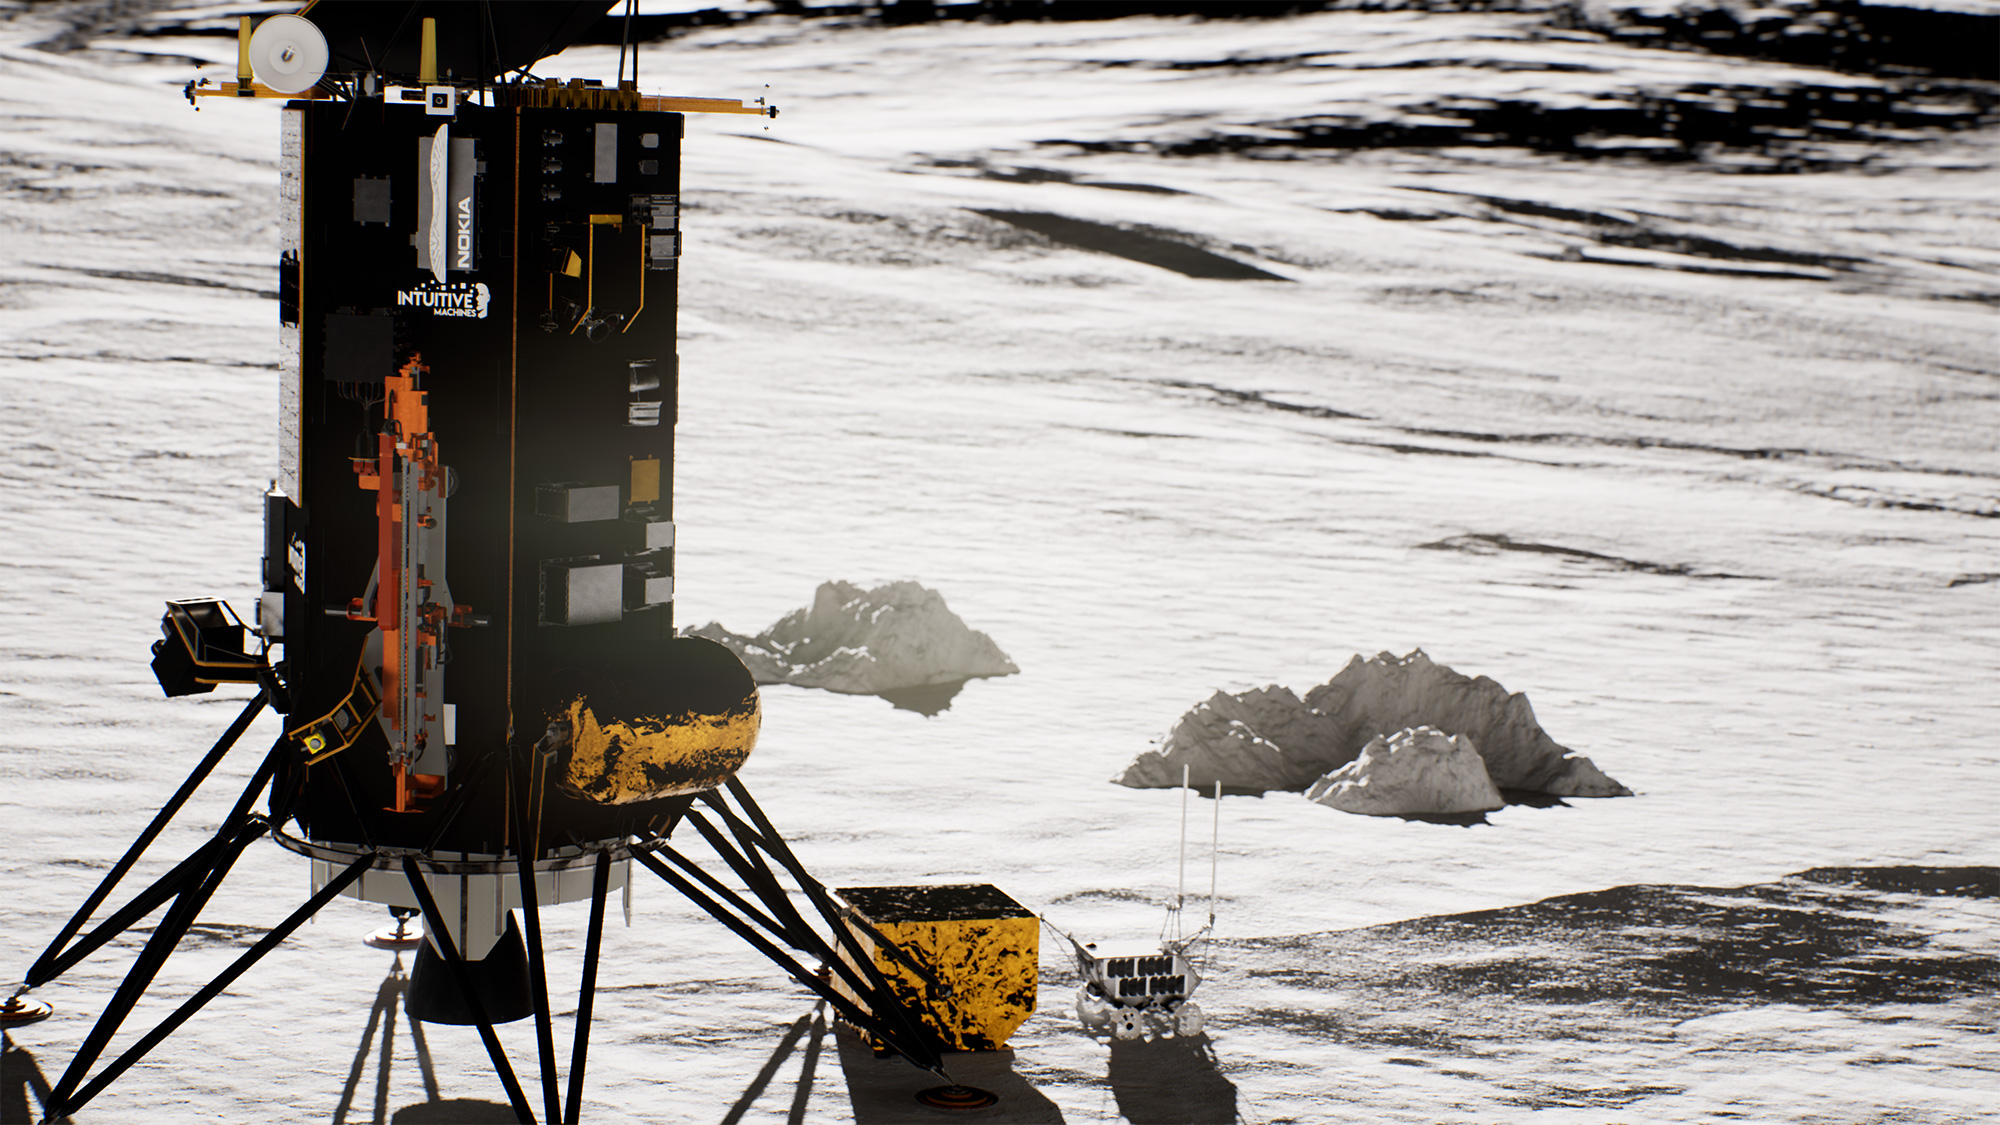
[1174,1000,1204,1036]
[1076,985,1115,1035]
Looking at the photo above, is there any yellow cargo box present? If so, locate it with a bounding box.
[834,884,1038,1051]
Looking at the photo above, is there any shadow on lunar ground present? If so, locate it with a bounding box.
[2,1035,56,1125]
[1227,866,2000,1040]
[1388,788,1570,828]
[1417,533,1761,582]
[724,1005,827,1125]
[832,1025,1063,1123]
[876,679,966,717]
[388,1100,519,1124]
[329,955,461,1125]
[1106,1033,1237,1125]
[971,211,1289,282]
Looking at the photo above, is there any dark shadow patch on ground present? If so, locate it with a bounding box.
[1792,483,1999,519]
[1551,0,2000,83]
[1340,207,1450,222]
[1364,441,1501,459]
[2,1035,55,1125]
[877,679,965,716]
[390,1099,519,1123]
[1061,424,1202,440]
[1947,572,2000,588]
[1799,865,2000,898]
[834,1026,1063,1123]
[1395,425,2000,479]
[926,160,1191,195]
[1155,379,1364,420]
[971,210,1289,281]
[1045,82,1998,172]
[723,1005,824,1125]
[1532,251,1839,281]
[1100,51,1332,72]
[1395,809,1491,827]
[1106,1034,1236,1125]
[1231,866,2000,1020]
[1390,789,1571,827]
[1417,533,1763,580]
[1396,189,1868,275]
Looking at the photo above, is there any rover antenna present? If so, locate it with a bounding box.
[1175,763,1190,940]
[1209,779,1220,929]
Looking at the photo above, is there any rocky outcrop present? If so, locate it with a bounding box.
[1114,685,1344,793]
[685,580,1018,696]
[1117,649,1629,800]
[1304,650,1629,797]
[1305,726,1504,817]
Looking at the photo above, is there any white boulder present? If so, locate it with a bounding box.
[1305,726,1504,816]
[685,580,1017,695]
[1116,650,1628,800]
[1115,685,1344,793]
[1304,650,1629,797]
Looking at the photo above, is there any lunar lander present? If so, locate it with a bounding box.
[2,4,965,1120]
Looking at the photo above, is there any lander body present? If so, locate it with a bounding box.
[6,5,983,1121]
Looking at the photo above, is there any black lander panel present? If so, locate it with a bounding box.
[511,105,683,740]
[283,99,687,851]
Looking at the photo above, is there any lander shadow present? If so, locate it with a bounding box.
[722,1004,828,1125]
[2,1034,58,1125]
[834,1026,1063,1124]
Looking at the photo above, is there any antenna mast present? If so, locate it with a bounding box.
[1209,779,1220,929]
[1175,764,1191,941]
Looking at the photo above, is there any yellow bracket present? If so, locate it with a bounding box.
[641,96,776,117]
[186,78,329,104]
[290,657,383,765]
[624,228,646,333]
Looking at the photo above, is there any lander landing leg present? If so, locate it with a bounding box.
[11,701,948,1123]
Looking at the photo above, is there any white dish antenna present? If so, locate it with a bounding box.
[248,15,329,95]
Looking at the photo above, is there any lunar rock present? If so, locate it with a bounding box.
[1114,685,1344,793]
[685,580,1018,695]
[1305,726,1505,816]
[1304,650,1630,797]
[1119,650,1628,798]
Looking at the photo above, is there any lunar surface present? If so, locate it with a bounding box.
[1,1,1996,1122]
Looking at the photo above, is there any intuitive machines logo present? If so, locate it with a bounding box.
[397,280,491,319]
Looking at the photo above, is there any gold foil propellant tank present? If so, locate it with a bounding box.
[555,636,760,804]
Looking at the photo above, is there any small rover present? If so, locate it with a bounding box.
[1068,937,1204,1039]
[1058,768,1219,1040]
